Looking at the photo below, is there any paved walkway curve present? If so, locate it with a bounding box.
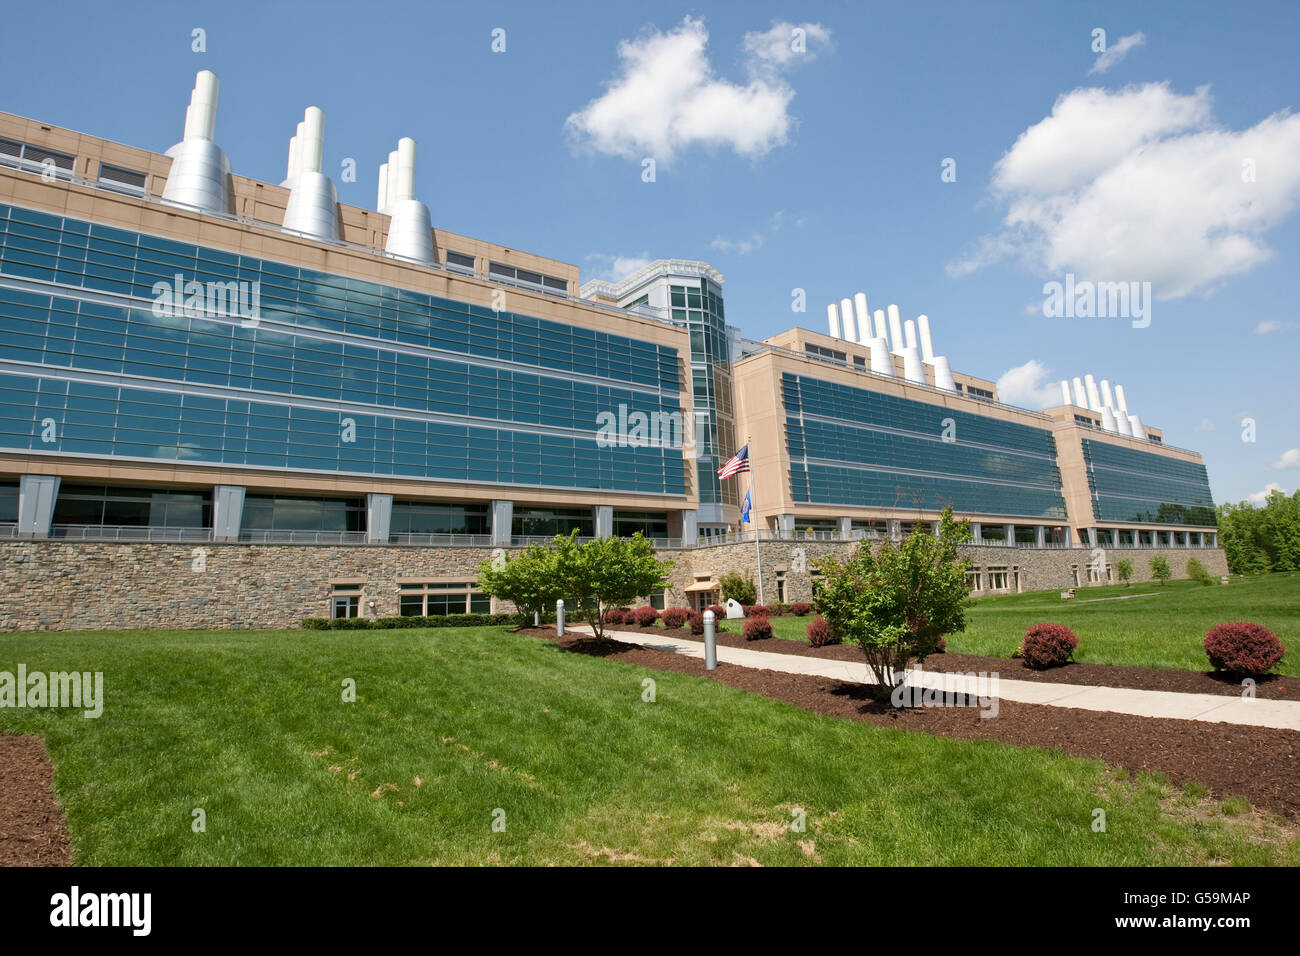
[572,626,1300,732]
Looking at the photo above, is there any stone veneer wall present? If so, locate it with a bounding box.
[0,540,1228,632]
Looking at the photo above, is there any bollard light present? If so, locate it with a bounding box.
[556,599,565,636]
[703,609,717,670]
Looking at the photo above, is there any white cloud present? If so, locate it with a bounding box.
[995,359,1064,409]
[565,17,829,164]
[1195,417,1216,433]
[949,83,1300,299]
[1088,32,1145,75]
[1255,319,1283,334]
[1272,448,1300,469]
[585,252,653,282]
[1247,482,1289,505]
[710,233,764,256]
[742,20,832,75]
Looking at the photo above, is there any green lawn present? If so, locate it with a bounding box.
[1,625,1296,865]
[763,573,1300,674]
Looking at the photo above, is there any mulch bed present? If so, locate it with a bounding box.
[524,627,1300,821]
[603,621,1300,701]
[0,736,71,866]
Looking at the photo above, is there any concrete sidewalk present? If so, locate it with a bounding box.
[573,626,1300,732]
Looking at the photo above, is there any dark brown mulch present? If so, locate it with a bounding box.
[0,736,72,866]
[605,621,1300,701]
[522,627,1300,821]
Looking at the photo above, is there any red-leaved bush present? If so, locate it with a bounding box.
[743,616,773,641]
[661,607,689,629]
[688,610,704,635]
[633,606,660,627]
[1204,622,1285,676]
[603,608,625,625]
[707,605,726,619]
[789,602,812,616]
[1019,622,1078,669]
[746,604,771,618]
[806,616,838,647]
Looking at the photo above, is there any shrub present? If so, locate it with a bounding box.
[687,610,704,635]
[806,616,838,647]
[742,616,773,641]
[746,604,771,618]
[1204,622,1286,676]
[1186,557,1215,585]
[718,572,758,606]
[1115,557,1133,586]
[1149,555,1171,585]
[661,607,689,629]
[301,617,329,630]
[1019,623,1079,669]
[768,601,789,617]
[789,602,812,616]
[706,604,726,618]
[602,607,624,625]
[633,606,660,627]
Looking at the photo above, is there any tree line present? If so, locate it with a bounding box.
[1216,488,1300,574]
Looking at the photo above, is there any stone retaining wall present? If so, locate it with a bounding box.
[0,539,1229,632]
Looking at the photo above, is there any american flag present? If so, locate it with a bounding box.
[717,444,750,479]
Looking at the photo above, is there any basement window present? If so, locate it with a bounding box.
[330,584,363,619]
[399,581,490,616]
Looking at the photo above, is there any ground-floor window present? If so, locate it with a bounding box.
[399,581,490,616]
[964,569,980,592]
[648,588,665,610]
[331,585,362,619]
[776,571,786,603]
[810,570,824,597]
[987,566,1010,590]
[1070,566,1080,586]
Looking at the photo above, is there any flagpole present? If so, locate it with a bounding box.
[747,434,764,604]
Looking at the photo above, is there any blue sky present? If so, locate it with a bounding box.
[2,0,1297,505]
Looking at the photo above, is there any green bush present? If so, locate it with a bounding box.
[301,617,329,630]
[1149,555,1171,585]
[718,572,757,606]
[1186,557,1215,585]
[301,613,521,631]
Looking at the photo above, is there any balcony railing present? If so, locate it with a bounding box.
[48,524,214,542]
[238,530,368,545]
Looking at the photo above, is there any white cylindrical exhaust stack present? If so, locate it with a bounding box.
[162,71,233,214]
[904,319,917,351]
[282,107,340,242]
[827,303,841,339]
[1085,374,1102,411]
[917,314,935,363]
[183,70,220,142]
[872,308,888,344]
[853,294,870,344]
[902,346,925,384]
[1101,405,1117,432]
[868,337,893,376]
[1072,377,1086,407]
[1100,379,1115,412]
[932,355,957,392]
[393,137,417,203]
[1115,412,1133,436]
[840,297,857,343]
[1060,380,1074,406]
[1114,384,1130,415]
[887,305,904,355]
[376,163,389,211]
[380,138,434,265]
[1128,414,1146,440]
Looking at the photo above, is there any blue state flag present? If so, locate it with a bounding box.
[741,488,752,523]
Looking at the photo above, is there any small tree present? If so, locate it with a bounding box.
[718,572,757,606]
[476,543,563,628]
[552,531,675,639]
[1115,557,1133,587]
[814,507,972,700]
[1149,555,1171,585]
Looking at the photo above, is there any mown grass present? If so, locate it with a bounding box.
[1,626,1296,865]
[763,573,1300,674]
